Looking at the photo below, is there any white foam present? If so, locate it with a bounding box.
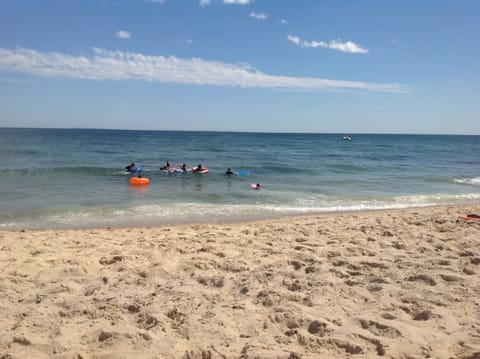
[4,191,480,230]
[454,177,480,186]
[394,193,480,204]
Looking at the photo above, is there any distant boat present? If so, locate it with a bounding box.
[343,135,352,141]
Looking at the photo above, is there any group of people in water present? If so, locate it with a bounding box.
[126,161,263,189]
[160,160,208,174]
[127,161,208,174]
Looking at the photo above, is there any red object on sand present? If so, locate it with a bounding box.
[458,214,480,223]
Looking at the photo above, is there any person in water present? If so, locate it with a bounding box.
[225,168,235,175]
[192,164,206,173]
[252,183,262,190]
[161,160,171,170]
[126,162,135,172]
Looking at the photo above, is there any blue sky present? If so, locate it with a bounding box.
[0,0,478,134]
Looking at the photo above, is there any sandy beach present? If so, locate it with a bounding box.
[0,205,479,358]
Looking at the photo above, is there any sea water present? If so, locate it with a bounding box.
[1,128,479,229]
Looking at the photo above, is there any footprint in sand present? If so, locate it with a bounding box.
[358,319,402,339]
[357,334,387,356]
[99,255,124,265]
[407,274,437,286]
[327,338,364,355]
[439,273,463,283]
[413,309,433,321]
[307,320,329,336]
[257,290,282,307]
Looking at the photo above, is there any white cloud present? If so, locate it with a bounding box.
[0,47,408,93]
[278,19,288,25]
[287,34,302,46]
[149,0,165,4]
[288,34,369,54]
[287,35,301,46]
[200,0,252,6]
[328,40,368,54]
[303,40,327,48]
[224,0,253,4]
[116,30,131,40]
[249,11,267,20]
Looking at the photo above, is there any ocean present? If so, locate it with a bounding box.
[1,128,479,229]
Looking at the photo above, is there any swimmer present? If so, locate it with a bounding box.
[161,160,171,170]
[192,164,206,173]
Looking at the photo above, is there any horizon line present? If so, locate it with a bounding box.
[1,126,477,136]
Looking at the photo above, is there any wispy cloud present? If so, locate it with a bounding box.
[0,47,408,93]
[288,35,369,54]
[116,30,131,40]
[278,19,288,25]
[200,0,253,5]
[287,35,301,46]
[249,11,267,20]
[223,0,253,4]
[328,40,368,54]
[149,0,165,4]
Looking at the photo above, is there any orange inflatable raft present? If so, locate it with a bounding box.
[130,177,150,186]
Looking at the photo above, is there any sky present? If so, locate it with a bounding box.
[0,0,478,134]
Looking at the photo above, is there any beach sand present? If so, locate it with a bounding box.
[1,205,479,358]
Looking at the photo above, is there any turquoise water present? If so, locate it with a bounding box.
[1,128,479,229]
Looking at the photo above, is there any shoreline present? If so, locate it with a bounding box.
[1,205,479,358]
[2,203,479,232]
